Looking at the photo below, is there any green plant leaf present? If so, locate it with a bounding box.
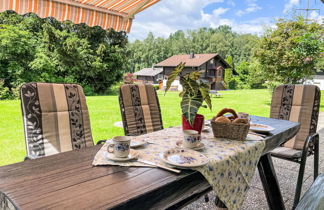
[181,91,203,126]
[179,91,185,97]
[199,83,212,110]
[165,62,185,95]
[188,71,201,81]
[180,77,199,95]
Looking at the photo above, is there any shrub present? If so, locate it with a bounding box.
[106,82,123,95]
[228,77,240,90]
[0,80,11,100]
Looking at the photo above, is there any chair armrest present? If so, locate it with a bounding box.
[301,133,319,157]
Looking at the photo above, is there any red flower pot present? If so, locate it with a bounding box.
[182,114,204,134]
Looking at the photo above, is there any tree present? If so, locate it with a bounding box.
[254,16,323,85]
[0,11,128,98]
[127,25,259,74]
[0,24,36,89]
[224,56,233,88]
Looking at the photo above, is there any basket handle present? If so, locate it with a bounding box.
[216,108,238,119]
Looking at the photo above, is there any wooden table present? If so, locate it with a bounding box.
[0,116,299,210]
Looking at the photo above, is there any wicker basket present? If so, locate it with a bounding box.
[211,108,250,140]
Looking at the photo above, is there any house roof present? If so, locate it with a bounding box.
[155,53,230,68]
[134,68,163,77]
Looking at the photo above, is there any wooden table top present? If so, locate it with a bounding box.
[0,116,300,210]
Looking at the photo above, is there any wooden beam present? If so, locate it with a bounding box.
[51,0,128,18]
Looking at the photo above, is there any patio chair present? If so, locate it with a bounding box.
[119,84,163,136]
[20,82,94,159]
[270,84,320,208]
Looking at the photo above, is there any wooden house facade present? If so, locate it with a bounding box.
[133,68,163,84]
[155,53,230,90]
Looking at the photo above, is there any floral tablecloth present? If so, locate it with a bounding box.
[92,126,265,210]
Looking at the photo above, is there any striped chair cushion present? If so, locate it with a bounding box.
[119,84,163,136]
[270,84,320,150]
[20,83,94,159]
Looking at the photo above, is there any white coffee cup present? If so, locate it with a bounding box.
[183,130,200,148]
[238,112,250,121]
[108,136,131,158]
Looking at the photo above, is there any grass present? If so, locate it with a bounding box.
[0,89,323,166]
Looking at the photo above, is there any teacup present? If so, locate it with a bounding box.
[183,130,200,148]
[108,136,131,158]
[238,112,250,121]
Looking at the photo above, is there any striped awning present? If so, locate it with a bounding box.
[0,0,160,32]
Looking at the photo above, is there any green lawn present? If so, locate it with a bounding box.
[0,89,323,166]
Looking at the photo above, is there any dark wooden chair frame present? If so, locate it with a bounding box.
[271,132,320,208]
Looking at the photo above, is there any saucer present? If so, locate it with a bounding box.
[250,123,275,133]
[202,127,211,132]
[160,148,208,168]
[104,150,139,162]
[130,139,147,148]
[176,140,205,150]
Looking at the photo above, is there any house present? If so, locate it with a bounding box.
[154,53,230,90]
[133,68,163,84]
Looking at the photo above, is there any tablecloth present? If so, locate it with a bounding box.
[92,126,265,210]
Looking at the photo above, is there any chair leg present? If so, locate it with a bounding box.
[293,155,307,209]
[314,135,319,180]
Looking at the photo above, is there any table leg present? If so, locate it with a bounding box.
[257,154,285,210]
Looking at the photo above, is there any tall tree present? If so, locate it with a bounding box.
[254,16,323,84]
[0,11,128,97]
[127,25,259,73]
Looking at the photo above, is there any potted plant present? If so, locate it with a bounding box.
[165,62,212,133]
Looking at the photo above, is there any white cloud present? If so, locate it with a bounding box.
[235,0,262,17]
[212,7,230,17]
[309,11,324,24]
[128,0,272,41]
[283,0,300,13]
[129,0,224,40]
[227,0,236,7]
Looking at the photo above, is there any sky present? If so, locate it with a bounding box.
[128,0,324,41]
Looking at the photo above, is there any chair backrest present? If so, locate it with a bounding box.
[119,84,163,136]
[270,84,320,150]
[20,82,93,158]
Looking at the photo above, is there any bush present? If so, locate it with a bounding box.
[11,84,22,99]
[0,11,128,99]
[0,80,11,100]
[228,77,240,90]
[82,84,97,96]
[106,82,123,95]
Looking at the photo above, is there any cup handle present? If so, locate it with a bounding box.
[107,144,115,153]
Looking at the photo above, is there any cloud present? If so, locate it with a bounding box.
[212,7,230,17]
[309,11,324,24]
[129,0,224,40]
[128,0,272,41]
[227,0,236,7]
[235,0,262,16]
[283,0,300,13]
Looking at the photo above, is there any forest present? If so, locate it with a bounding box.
[0,11,323,99]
